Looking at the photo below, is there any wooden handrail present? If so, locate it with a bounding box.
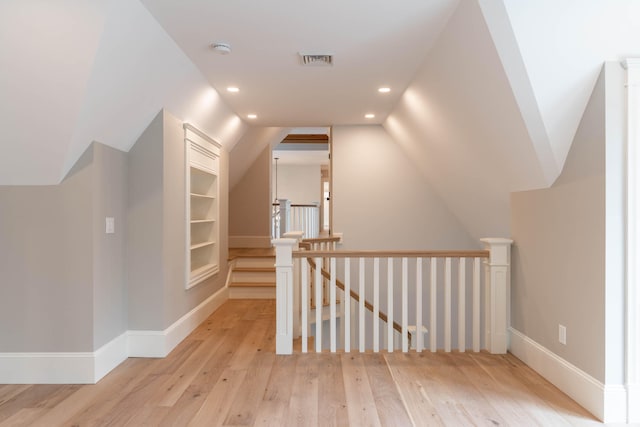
[301,236,342,244]
[294,249,489,259]
[306,258,411,342]
[272,202,320,208]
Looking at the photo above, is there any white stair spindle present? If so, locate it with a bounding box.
[458,258,466,352]
[387,258,394,353]
[344,258,351,353]
[374,257,380,352]
[473,257,481,352]
[359,257,365,353]
[330,257,337,352]
[430,257,437,352]
[416,257,423,352]
[402,257,408,352]
[445,257,451,352]
[302,258,308,353]
[315,256,322,352]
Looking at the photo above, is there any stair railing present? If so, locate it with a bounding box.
[273,236,513,355]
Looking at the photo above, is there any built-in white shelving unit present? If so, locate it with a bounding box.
[185,124,221,289]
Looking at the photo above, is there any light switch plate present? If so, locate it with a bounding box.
[106,217,115,234]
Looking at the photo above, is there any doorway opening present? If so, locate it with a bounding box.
[272,127,331,238]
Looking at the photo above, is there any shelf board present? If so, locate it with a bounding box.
[190,241,216,250]
[190,193,215,200]
[191,219,216,224]
[189,263,219,288]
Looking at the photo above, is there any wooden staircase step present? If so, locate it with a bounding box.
[233,267,275,273]
[229,282,276,288]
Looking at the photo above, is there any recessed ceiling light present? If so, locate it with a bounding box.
[365,113,375,119]
[378,87,391,93]
[227,87,239,93]
[247,114,257,119]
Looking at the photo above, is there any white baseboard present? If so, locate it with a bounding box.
[94,332,128,382]
[0,287,229,384]
[128,285,229,357]
[509,327,627,423]
[629,383,640,422]
[229,235,272,248]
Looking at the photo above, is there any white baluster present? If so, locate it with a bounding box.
[374,257,380,352]
[430,257,437,352]
[473,257,481,352]
[359,257,365,352]
[416,257,423,352]
[330,257,337,352]
[458,258,466,352]
[402,257,408,352]
[445,257,451,352]
[344,258,351,353]
[301,257,308,353]
[315,256,322,352]
[387,258,394,353]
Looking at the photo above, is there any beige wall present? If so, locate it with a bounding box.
[510,64,626,383]
[0,142,127,352]
[332,125,477,250]
[273,164,322,205]
[229,145,272,245]
[127,110,230,330]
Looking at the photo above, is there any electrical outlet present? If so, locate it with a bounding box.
[559,324,567,345]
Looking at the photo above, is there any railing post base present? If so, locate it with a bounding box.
[480,238,513,354]
[273,238,297,354]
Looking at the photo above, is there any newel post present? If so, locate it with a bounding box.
[273,238,296,354]
[278,199,291,237]
[480,238,513,354]
[283,231,304,339]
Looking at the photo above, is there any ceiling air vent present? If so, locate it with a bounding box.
[299,53,333,66]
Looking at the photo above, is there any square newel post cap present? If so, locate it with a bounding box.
[283,231,304,241]
[272,238,297,266]
[480,238,514,266]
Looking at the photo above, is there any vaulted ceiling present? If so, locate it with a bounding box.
[1,1,639,237]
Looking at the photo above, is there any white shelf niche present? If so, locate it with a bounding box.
[185,124,221,289]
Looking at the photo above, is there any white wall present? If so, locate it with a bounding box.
[273,164,321,205]
[332,125,477,250]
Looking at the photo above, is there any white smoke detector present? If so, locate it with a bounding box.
[211,42,232,55]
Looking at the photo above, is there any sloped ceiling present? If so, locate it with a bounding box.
[384,0,549,239]
[385,0,640,239]
[500,0,640,172]
[0,1,106,185]
[0,0,246,185]
[2,0,639,247]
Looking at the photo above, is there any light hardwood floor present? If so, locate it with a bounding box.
[0,300,611,426]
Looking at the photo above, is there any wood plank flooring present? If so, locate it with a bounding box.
[0,300,611,426]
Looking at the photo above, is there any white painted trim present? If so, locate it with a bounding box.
[229,235,272,248]
[129,285,229,357]
[0,287,229,384]
[509,327,627,423]
[628,383,640,422]
[94,332,128,382]
[624,58,640,424]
